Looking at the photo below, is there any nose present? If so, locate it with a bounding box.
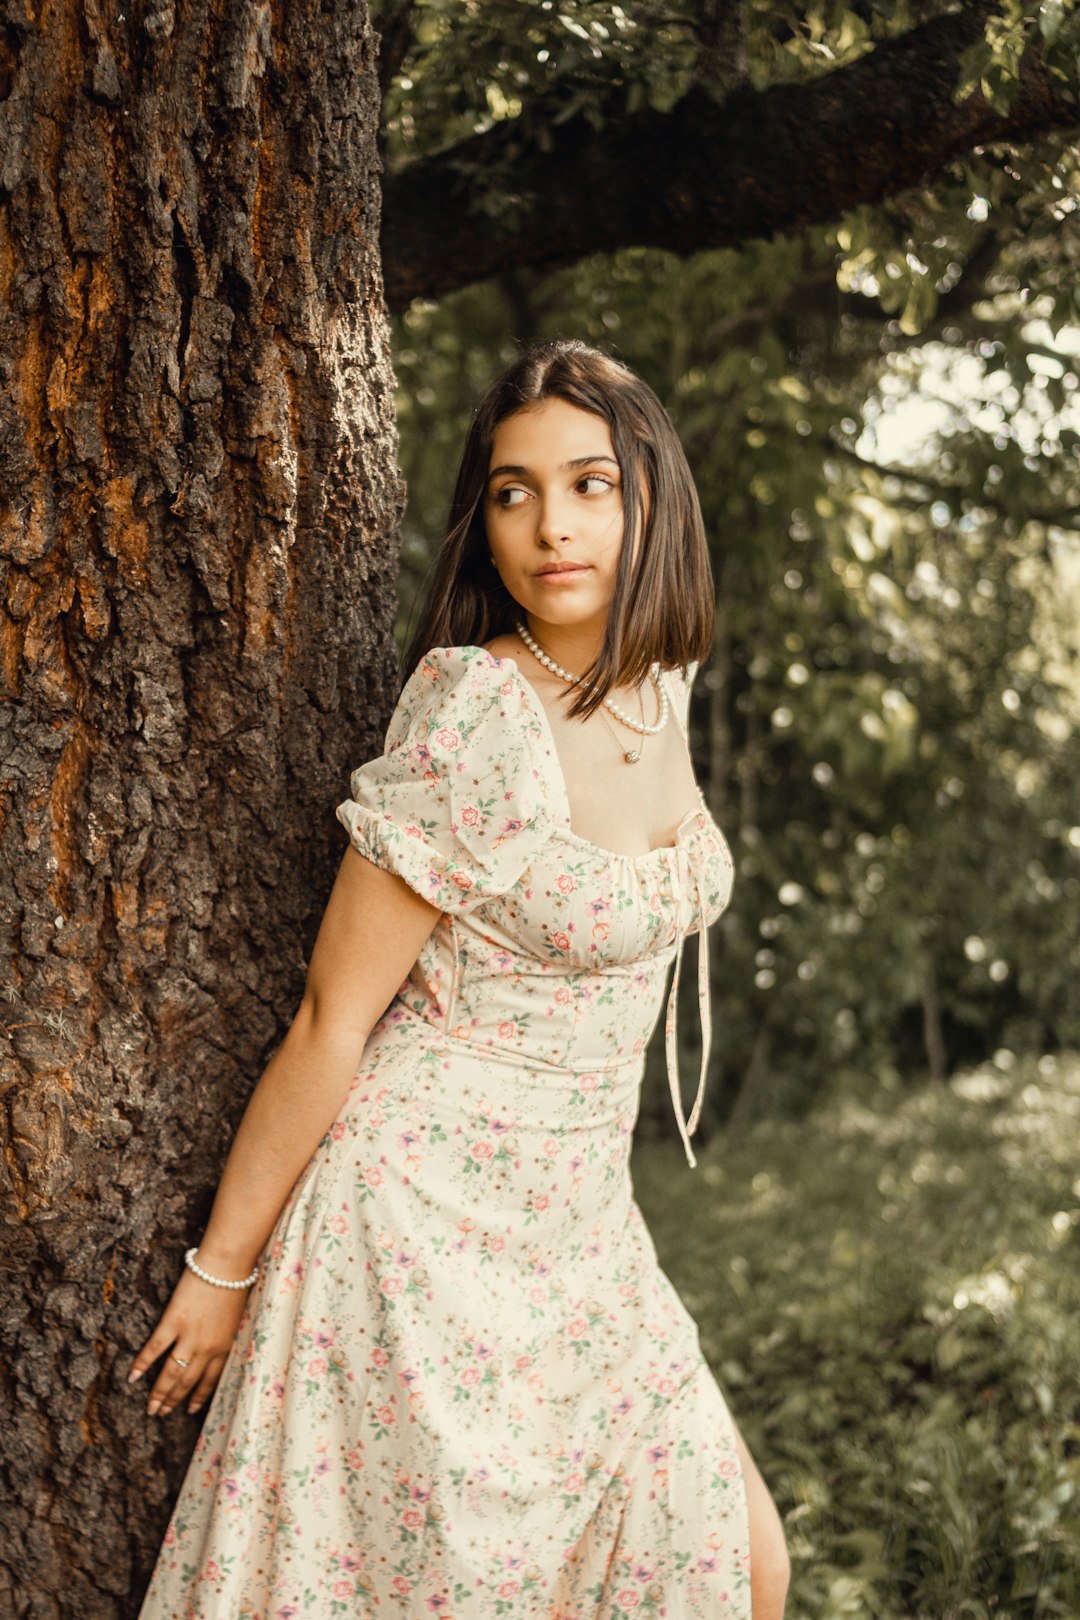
[535,488,575,547]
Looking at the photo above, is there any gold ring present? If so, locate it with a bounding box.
[171,1354,191,1368]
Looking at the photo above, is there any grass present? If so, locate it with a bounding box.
[630,1050,1080,1620]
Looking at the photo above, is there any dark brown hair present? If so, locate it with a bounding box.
[401,338,715,718]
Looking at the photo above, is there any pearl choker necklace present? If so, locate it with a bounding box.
[514,620,670,748]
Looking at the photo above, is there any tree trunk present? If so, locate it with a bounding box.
[727,1021,773,1134]
[0,4,400,1614]
[917,950,949,1083]
[707,555,735,823]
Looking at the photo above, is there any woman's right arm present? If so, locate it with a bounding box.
[128,847,443,1419]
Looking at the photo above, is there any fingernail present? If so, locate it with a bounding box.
[128,1368,142,1384]
[147,1399,160,1415]
[188,1403,200,1414]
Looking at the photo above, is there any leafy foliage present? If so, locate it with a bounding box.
[381,1,1080,1126]
[631,1049,1080,1619]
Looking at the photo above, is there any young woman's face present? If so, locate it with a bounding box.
[484,398,632,631]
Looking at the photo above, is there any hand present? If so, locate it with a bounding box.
[128,1266,252,1418]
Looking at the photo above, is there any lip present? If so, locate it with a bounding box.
[534,563,590,577]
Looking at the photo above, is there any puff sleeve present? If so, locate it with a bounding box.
[336,647,551,915]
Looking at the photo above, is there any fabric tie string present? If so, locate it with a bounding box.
[663,849,712,1169]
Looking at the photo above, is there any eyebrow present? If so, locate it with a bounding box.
[486,454,619,483]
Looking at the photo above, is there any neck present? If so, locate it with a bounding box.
[518,612,608,678]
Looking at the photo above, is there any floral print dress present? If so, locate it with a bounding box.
[137,644,751,1620]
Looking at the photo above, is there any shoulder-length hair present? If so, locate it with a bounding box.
[401,338,715,719]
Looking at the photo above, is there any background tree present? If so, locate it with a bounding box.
[374,0,1080,1131]
[0,4,400,1614]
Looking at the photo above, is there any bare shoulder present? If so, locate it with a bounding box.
[480,633,521,660]
[662,660,698,696]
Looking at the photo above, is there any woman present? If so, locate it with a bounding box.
[132,339,790,1619]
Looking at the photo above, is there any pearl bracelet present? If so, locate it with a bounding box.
[184,1246,260,1290]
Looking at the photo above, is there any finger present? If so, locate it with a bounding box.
[147,1348,199,1417]
[128,1315,181,1385]
[187,1353,227,1414]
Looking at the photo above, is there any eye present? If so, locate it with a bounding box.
[493,485,529,508]
[577,474,614,494]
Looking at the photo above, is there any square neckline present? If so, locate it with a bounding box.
[468,645,711,864]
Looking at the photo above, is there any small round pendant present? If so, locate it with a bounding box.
[625,749,642,764]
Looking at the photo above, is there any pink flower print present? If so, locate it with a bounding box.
[486,1234,506,1254]
[719,1457,739,1477]
[471,1140,495,1162]
[202,1560,221,1583]
[459,1367,481,1387]
[371,1346,389,1368]
[380,1275,404,1297]
[498,1020,517,1040]
[515,1354,532,1370]
[460,804,481,826]
[543,1137,560,1156]
[392,1574,413,1595]
[403,1507,424,1529]
[531,1193,550,1212]
[363,1164,383,1188]
[434,725,461,750]
[307,1357,327,1377]
[163,1524,176,1547]
[563,1472,585,1493]
[276,1608,299,1618]
[329,1214,348,1235]
[647,1444,669,1463]
[551,930,571,951]
[499,1580,521,1598]
[652,1467,669,1490]
[449,869,475,893]
[315,1457,332,1476]
[332,1579,354,1598]
[556,873,576,894]
[554,986,572,1004]
[566,1318,588,1338]
[579,1073,600,1093]
[376,1403,396,1425]
[617,1591,641,1610]
[330,1120,346,1140]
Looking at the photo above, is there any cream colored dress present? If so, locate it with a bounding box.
[138,644,751,1620]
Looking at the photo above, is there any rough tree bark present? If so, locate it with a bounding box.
[0,3,401,1614]
[379,1,1080,310]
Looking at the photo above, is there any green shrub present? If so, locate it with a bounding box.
[631,1051,1080,1619]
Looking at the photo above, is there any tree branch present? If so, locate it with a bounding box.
[381,3,1080,310]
